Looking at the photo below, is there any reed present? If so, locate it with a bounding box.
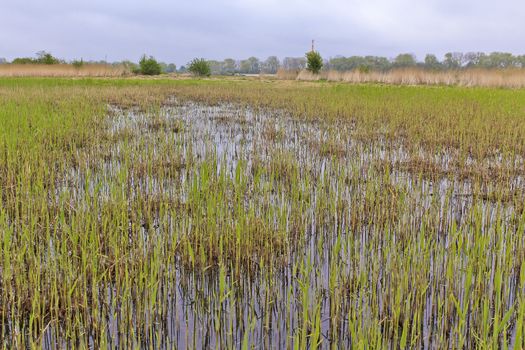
[1,77,525,348]
[292,67,525,88]
[0,64,130,77]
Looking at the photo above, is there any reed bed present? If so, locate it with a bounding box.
[293,67,525,88]
[1,77,525,348]
[0,64,130,77]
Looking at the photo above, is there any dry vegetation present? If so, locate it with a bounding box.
[0,64,130,77]
[287,67,525,88]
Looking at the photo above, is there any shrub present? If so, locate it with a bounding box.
[12,51,61,65]
[188,58,211,77]
[306,50,323,74]
[36,51,60,64]
[12,57,35,64]
[139,55,162,75]
[72,59,84,68]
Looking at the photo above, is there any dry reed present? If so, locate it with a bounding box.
[292,67,525,88]
[0,64,130,77]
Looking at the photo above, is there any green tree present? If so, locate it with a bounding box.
[222,58,237,75]
[239,59,251,74]
[12,57,35,64]
[306,50,323,74]
[36,51,60,64]
[165,63,177,73]
[207,60,224,75]
[443,52,464,69]
[283,57,306,70]
[393,53,416,68]
[424,54,441,69]
[72,58,84,68]
[262,56,280,74]
[139,55,162,75]
[188,58,211,77]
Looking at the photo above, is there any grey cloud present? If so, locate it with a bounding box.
[1,0,524,65]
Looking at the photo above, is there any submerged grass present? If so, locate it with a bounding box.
[1,77,525,348]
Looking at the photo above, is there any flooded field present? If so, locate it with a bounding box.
[1,78,525,348]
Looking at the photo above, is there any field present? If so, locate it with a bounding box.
[1,77,525,348]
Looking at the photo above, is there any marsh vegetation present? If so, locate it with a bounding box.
[1,78,525,348]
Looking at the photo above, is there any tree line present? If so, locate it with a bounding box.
[2,51,525,75]
[326,52,525,71]
[182,52,525,74]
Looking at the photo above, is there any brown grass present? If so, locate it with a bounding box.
[292,67,525,88]
[0,64,130,77]
[276,68,301,80]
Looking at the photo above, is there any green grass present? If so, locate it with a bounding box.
[1,77,525,348]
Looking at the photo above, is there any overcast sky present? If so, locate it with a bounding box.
[1,0,524,65]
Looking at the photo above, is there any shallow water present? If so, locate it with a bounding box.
[33,101,525,348]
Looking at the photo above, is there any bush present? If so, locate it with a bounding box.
[35,51,60,64]
[12,51,61,65]
[72,59,84,68]
[188,58,211,77]
[306,50,323,74]
[139,55,162,75]
[12,57,35,64]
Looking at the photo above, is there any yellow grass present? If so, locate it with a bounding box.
[293,67,525,88]
[0,64,130,77]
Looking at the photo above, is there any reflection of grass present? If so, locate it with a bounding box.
[1,77,525,348]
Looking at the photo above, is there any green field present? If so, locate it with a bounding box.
[1,77,525,348]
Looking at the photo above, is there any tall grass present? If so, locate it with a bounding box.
[291,67,525,88]
[0,64,130,77]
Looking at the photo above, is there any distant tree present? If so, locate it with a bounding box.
[158,62,177,73]
[364,56,391,71]
[283,57,306,71]
[36,51,60,64]
[247,57,260,73]
[0,57,7,64]
[188,58,211,77]
[222,58,237,75]
[165,63,177,73]
[327,56,362,71]
[464,52,485,67]
[326,55,392,71]
[393,53,417,68]
[72,58,84,68]
[486,52,516,68]
[139,55,162,75]
[517,55,525,68]
[12,57,35,64]
[261,56,280,74]
[443,52,464,69]
[239,58,259,74]
[119,60,140,73]
[424,54,441,69]
[239,60,250,74]
[207,60,224,75]
[306,51,323,74]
